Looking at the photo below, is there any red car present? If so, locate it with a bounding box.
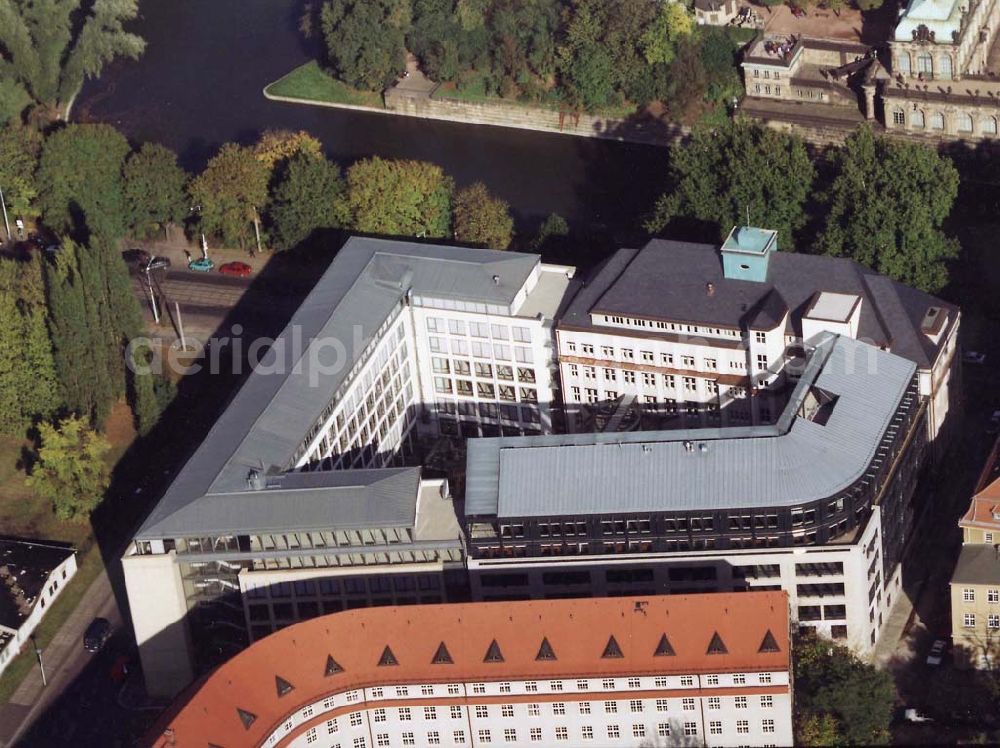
[218,261,253,278]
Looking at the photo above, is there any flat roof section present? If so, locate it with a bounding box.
[806,291,861,323]
[465,335,916,518]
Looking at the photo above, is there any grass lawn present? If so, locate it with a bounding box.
[264,62,385,108]
[0,401,136,704]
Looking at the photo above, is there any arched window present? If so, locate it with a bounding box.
[957,112,973,132]
[939,54,953,79]
[911,109,925,128]
[917,53,933,75]
[929,112,945,130]
[893,109,906,126]
[897,52,911,75]
[984,116,999,135]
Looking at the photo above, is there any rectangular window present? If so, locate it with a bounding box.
[529,728,542,742]
[680,676,694,687]
[990,589,999,603]
[630,699,643,713]
[763,719,776,734]
[450,705,463,719]
[552,703,565,716]
[990,614,1000,629]
[632,724,646,738]
[710,721,723,735]
[427,731,440,745]
[964,588,976,602]
[737,720,750,735]
[607,725,620,739]
[735,696,748,709]
[402,734,415,746]
[504,728,517,743]
[555,727,568,741]
[478,729,492,744]
[582,725,593,740]
[528,704,540,717]
[684,722,698,737]
[605,701,618,714]
[707,697,720,710]
[579,702,591,714]
[658,723,671,737]
[761,695,774,708]
[454,730,466,745]
[475,705,489,719]
[424,706,437,720]
[682,698,695,711]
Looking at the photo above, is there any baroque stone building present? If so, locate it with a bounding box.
[882,0,1000,138]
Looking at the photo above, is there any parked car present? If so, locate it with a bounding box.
[146,255,171,271]
[926,638,948,666]
[963,351,986,365]
[42,244,62,255]
[83,617,112,653]
[188,257,215,272]
[218,261,252,278]
[790,5,806,16]
[121,248,151,269]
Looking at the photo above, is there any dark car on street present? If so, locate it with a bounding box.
[83,617,112,653]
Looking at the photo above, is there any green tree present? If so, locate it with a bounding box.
[123,142,189,239]
[320,0,409,90]
[36,123,131,239]
[0,257,58,435]
[25,415,111,522]
[640,0,693,66]
[0,0,145,113]
[0,123,43,218]
[794,631,895,745]
[252,129,323,176]
[647,118,814,248]
[796,713,841,746]
[530,212,570,253]
[126,342,159,436]
[817,124,959,293]
[558,0,615,111]
[346,157,453,238]
[0,78,30,125]
[453,182,513,249]
[188,143,270,250]
[268,151,348,251]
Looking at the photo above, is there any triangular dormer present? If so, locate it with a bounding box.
[378,645,399,666]
[275,675,294,697]
[602,635,624,659]
[236,707,257,730]
[325,654,344,676]
[707,632,728,655]
[758,629,781,653]
[484,639,505,663]
[536,637,557,661]
[654,633,675,657]
[432,642,454,664]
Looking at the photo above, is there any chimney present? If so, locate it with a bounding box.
[706,282,715,297]
[492,274,500,285]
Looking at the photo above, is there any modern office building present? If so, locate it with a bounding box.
[556,227,958,444]
[467,333,928,655]
[950,437,1000,667]
[144,592,793,748]
[125,228,960,697]
[123,238,574,696]
[0,539,77,677]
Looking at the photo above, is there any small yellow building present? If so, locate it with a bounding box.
[950,439,1000,668]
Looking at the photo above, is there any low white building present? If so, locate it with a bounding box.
[0,539,77,677]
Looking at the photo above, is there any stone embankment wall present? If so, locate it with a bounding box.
[383,88,687,146]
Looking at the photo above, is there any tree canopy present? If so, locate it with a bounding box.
[268,150,349,251]
[0,0,145,114]
[817,124,959,293]
[123,142,189,238]
[453,182,514,249]
[794,631,895,745]
[26,415,111,522]
[0,123,42,217]
[188,143,270,249]
[647,118,815,249]
[320,0,409,90]
[346,156,453,238]
[35,123,131,239]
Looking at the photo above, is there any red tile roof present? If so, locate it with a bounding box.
[960,438,1000,530]
[146,592,788,747]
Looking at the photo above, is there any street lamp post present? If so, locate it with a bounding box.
[30,636,46,687]
[0,185,11,244]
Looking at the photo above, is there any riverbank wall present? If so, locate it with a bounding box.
[264,85,689,148]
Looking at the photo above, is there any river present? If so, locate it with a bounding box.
[75,0,671,238]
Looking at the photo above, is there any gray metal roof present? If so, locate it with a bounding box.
[560,238,956,369]
[465,335,916,518]
[951,543,1000,586]
[136,238,540,540]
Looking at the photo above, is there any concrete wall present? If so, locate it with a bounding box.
[122,549,194,698]
[384,89,686,147]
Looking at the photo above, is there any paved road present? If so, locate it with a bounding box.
[0,572,121,747]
